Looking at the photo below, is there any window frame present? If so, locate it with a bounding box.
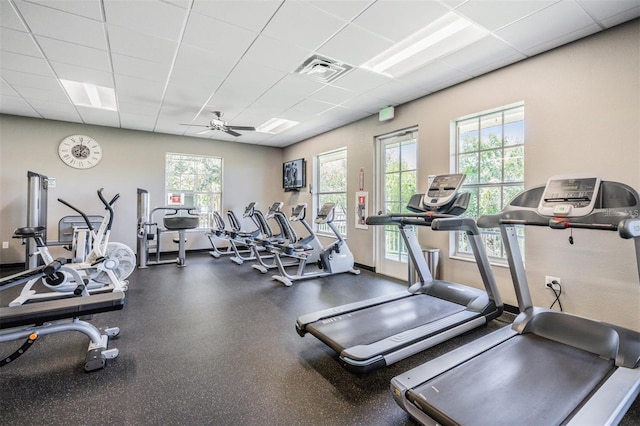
[314,147,348,238]
[450,102,525,264]
[165,152,223,230]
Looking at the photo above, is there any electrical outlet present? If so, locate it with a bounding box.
[2,241,8,249]
[545,275,561,291]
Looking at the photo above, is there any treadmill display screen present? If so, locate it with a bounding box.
[424,174,465,208]
[538,175,600,217]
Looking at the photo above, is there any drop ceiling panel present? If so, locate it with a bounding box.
[0,51,51,76]
[35,36,111,72]
[107,25,178,65]
[180,12,257,57]
[352,0,450,42]
[14,0,107,50]
[241,35,312,74]
[456,0,557,31]
[111,53,171,82]
[303,0,374,22]
[1,28,41,57]
[191,0,281,33]
[440,35,526,76]
[49,61,114,87]
[0,0,28,31]
[103,0,186,41]
[0,0,638,148]
[495,1,598,52]
[28,0,103,21]
[317,23,394,67]
[262,1,347,50]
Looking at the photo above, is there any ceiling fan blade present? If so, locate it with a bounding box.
[224,129,242,137]
[227,125,256,131]
[197,128,213,134]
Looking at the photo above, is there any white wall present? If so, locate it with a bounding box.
[0,116,283,263]
[283,20,640,331]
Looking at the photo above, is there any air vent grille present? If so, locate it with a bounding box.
[295,54,353,83]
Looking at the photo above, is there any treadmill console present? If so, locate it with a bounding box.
[538,174,601,217]
[423,174,466,208]
[268,201,283,214]
[315,202,335,224]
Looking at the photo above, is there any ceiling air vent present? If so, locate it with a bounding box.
[295,55,353,83]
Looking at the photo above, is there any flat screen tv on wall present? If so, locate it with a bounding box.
[283,158,306,192]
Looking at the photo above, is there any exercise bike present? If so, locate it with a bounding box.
[10,188,135,306]
[271,202,359,287]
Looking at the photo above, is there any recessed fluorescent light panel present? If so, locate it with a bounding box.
[60,79,117,111]
[361,12,487,77]
[256,118,299,134]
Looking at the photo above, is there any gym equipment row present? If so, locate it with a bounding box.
[206,200,359,286]
[293,173,639,424]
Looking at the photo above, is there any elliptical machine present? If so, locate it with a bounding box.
[271,202,360,287]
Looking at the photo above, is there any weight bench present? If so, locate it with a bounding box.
[1,260,125,372]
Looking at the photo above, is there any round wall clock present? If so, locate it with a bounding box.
[58,134,103,169]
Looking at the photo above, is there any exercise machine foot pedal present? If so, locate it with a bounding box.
[1,333,38,367]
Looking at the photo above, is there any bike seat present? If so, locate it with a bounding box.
[13,226,46,239]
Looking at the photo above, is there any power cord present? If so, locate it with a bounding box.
[546,280,563,311]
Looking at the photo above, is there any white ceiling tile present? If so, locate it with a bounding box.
[35,36,111,72]
[111,53,171,82]
[14,0,107,49]
[104,0,186,41]
[262,1,347,51]
[27,0,103,20]
[171,44,236,88]
[114,74,165,105]
[0,51,51,76]
[289,98,335,115]
[39,107,81,122]
[29,98,77,112]
[49,61,114,87]
[317,23,394,67]
[9,84,69,103]
[242,35,312,74]
[577,0,640,23]
[600,5,640,27]
[119,112,157,132]
[1,28,41,57]
[520,23,601,57]
[340,92,390,114]
[303,0,374,21]
[0,70,58,91]
[398,61,469,92]
[496,1,597,52]
[77,106,120,127]
[353,0,450,43]
[191,0,281,33]
[118,100,160,116]
[440,35,526,76]
[181,12,257,57]
[310,85,355,104]
[107,25,178,65]
[456,0,556,31]
[0,0,28,31]
[256,74,325,109]
[0,94,35,109]
[331,68,392,93]
[0,80,18,96]
[368,79,426,104]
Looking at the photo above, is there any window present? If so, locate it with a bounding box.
[453,104,525,261]
[315,148,347,236]
[165,153,223,228]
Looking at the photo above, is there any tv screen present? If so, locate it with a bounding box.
[283,158,306,191]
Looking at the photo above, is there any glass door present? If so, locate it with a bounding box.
[375,129,417,280]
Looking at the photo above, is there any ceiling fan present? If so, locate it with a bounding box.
[181,111,255,137]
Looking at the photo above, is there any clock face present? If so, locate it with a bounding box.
[58,134,102,169]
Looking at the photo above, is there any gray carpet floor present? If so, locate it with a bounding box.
[1,252,638,425]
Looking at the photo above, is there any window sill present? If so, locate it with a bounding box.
[450,253,510,269]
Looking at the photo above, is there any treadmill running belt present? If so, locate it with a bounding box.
[306,294,466,353]
[407,333,615,426]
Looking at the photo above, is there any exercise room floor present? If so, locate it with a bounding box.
[1,252,638,425]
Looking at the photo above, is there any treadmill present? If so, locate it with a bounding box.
[295,174,503,373]
[391,174,640,425]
